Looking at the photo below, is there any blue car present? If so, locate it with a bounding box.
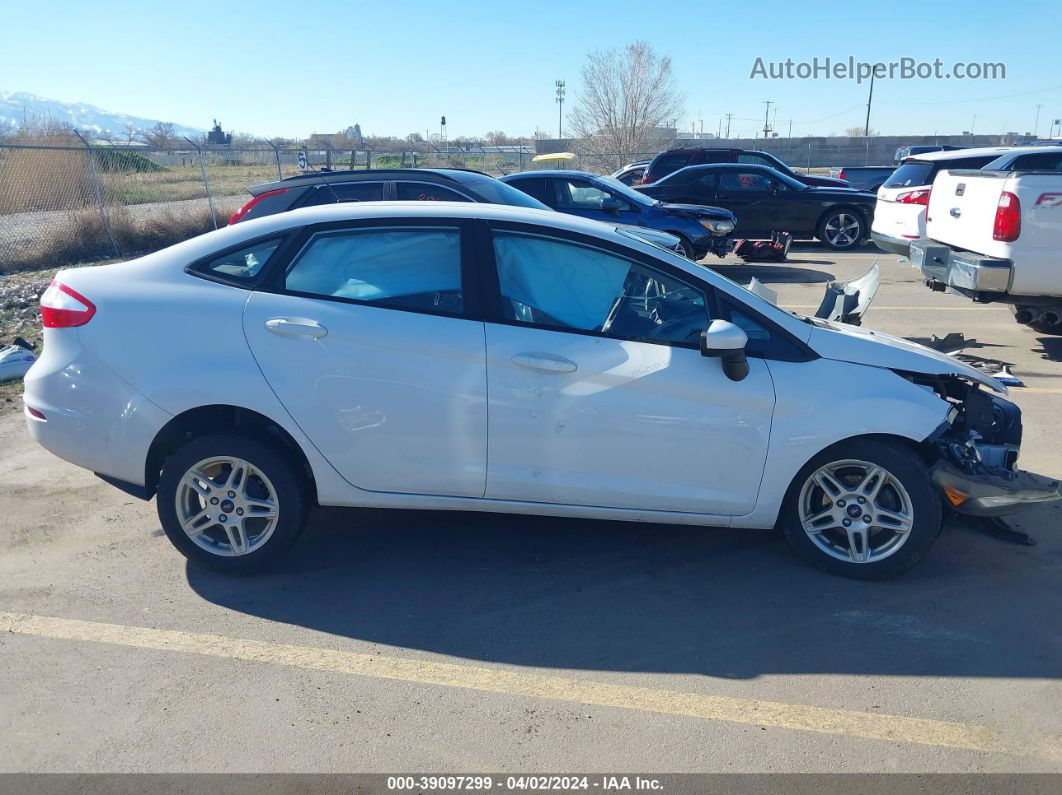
[499,170,736,260]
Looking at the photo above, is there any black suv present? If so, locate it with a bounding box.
[642,148,850,188]
[227,168,547,225]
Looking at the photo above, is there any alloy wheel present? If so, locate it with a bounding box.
[175,456,280,556]
[797,459,914,563]
[823,213,861,247]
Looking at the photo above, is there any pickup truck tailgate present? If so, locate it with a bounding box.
[926,169,1010,258]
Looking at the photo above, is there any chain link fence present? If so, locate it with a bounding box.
[0,139,548,273]
[0,136,918,274]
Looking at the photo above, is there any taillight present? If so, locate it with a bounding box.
[896,188,931,205]
[227,188,288,225]
[993,191,1021,242]
[40,281,96,328]
[838,169,847,180]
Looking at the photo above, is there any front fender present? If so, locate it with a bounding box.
[731,358,949,528]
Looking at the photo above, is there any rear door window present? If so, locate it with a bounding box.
[1006,153,1062,171]
[718,171,773,191]
[736,153,774,168]
[394,182,473,202]
[505,177,554,205]
[284,227,464,314]
[300,182,385,206]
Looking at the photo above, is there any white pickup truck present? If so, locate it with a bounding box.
[910,146,1062,333]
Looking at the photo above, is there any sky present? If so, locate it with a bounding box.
[2,0,1061,141]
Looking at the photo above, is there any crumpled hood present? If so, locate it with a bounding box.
[661,203,737,222]
[618,225,679,248]
[808,319,1007,394]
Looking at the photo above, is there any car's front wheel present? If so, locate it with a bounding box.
[779,438,942,579]
[157,433,309,573]
[818,210,865,250]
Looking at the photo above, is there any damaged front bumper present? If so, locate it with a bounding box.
[931,460,1060,517]
[917,378,1061,516]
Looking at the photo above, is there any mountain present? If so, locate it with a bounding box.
[0,91,204,139]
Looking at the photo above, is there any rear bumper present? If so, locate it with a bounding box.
[23,337,170,487]
[910,240,1013,294]
[931,460,1060,517]
[870,231,914,256]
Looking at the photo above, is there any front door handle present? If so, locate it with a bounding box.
[512,352,577,374]
[265,317,328,339]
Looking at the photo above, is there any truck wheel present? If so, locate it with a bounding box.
[818,210,865,250]
[157,433,309,574]
[1010,305,1062,335]
[779,438,942,580]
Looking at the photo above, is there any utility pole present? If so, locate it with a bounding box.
[864,69,876,136]
[1034,103,1043,136]
[555,80,566,139]
[762,101,773,138]
[725,113,733,138]
[787,120,793,138]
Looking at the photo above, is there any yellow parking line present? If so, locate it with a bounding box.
[0,611,1045,757]
[1012,387,1062,395]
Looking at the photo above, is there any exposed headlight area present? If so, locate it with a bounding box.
[700,218,735,235]
[897,371,1060,515]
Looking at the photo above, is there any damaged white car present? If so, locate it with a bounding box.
[23,203,1059,578]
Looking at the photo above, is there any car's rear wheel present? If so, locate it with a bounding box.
[818,210,865,250]
[157,433,308,573]
[779,438,942,579]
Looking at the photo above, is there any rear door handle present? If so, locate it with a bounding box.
[265,318,328,339]
[512,352,577,374]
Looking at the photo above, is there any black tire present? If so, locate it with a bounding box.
[817,209,865,251]
[779,438,943,580]
[669,233,696,260]
[157,433,309,574]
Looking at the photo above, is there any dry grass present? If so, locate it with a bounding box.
[2,204,220,274]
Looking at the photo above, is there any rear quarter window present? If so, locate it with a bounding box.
[649,152,693,180]
[884,162,934,188]
[192,237,284,283]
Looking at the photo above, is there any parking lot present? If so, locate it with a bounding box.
[2,243,1061,774]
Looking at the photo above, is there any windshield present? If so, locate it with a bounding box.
[463,176,553,211]
[594,176,658,207]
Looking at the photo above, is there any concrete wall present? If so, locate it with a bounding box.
[535,134,1036,168]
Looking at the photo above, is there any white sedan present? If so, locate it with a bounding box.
[24,202,1057,578]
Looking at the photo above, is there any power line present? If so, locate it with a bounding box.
[879,84,1062,106]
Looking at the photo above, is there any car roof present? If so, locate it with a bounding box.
[658,147,741,155]
[902,146,1017,163]
[989,144,1062,156]
[250,168,491,194]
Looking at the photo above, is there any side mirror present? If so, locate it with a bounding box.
[700,319,749,381]
[601,198,620,214]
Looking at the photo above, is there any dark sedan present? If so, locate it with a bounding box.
[641,147,851,188]
[226,168,550,225]
[499,170,736,260]
[637,164,877,251]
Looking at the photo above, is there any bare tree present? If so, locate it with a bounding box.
[568,41,683,170]
[845,126,878,137]
[141,121,175,148]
